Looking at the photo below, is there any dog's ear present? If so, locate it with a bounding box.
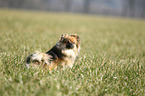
[70,34,80,43]
[60,34,68,41]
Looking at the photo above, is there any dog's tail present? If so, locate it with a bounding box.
[25,51,51,69]
[25,56,31,68]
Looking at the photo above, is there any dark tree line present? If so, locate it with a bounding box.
[122,0,145,17]
[0,0,145,18]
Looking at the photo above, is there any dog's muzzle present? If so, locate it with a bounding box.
[66,43,74,49]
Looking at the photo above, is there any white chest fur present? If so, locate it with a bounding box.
[62,49,76,59]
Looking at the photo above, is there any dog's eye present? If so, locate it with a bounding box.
[70,41,75,44]
[68,41,74,44]
[72,42,75,44]
[63,39,68,43]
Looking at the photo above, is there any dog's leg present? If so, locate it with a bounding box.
[66,60,74,68]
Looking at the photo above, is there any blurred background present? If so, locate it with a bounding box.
[0,0,145,18]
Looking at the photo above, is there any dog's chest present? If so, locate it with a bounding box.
[62,49,76,60]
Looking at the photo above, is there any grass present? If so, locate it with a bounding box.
[0,9,145,96]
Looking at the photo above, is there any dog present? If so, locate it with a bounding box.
[25,34,80,70]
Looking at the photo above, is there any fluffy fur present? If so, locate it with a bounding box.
[25,34,80,70]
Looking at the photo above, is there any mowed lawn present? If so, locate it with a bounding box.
[0,9,145,96]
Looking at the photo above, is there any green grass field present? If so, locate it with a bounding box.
[0,9,145,96]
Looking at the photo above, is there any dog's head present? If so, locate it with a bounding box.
[58,34,80,50]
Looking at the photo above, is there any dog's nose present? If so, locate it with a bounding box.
[66,43,74,49]
[69,43,74,48]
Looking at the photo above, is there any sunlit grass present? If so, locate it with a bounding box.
[0,9,145,96]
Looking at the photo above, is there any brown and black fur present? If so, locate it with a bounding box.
[25,34,80,70]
